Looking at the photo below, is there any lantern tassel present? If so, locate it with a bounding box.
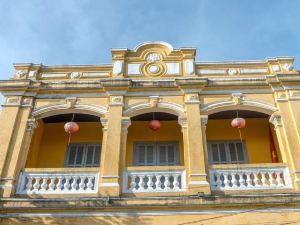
[238,128,243,143]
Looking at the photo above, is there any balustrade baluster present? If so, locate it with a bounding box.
[147,175,154,191]
[156,175,162,190]
[277,172,284,186]
[164,175,171,190]
[33,177,41,192]
[173,175,180,190]
[71,176,79,191]
[49,177,56,191]
[138,175,145,191]
[56,176,64,191]
[269,172,276,187]
[79,176,86,191]
[26,177,33,191]
[40,177,48,191]
[86,176,94,191]
[260,172,267,187]
[129,175,137,191]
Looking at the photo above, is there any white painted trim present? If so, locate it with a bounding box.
[189,181,209,185]
[32,103,107,119]
[3,208,300,218]
[0,184,14,189]
[134,41,174,51]
[124,101,185,117]
[101,176,119,179]
[99,183,119,187]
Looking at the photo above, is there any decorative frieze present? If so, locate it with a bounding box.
[82,72,110,77]
[166,63,180,75]
[282,63,294,71]
[113,61,123,75]
[70,72,81,79]
[127,64,141,75]
[184,60,194,75]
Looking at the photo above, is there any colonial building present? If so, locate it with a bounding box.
[1,42,300,224]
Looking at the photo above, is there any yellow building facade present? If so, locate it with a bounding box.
[1,42,300,224]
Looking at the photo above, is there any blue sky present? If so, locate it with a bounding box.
[1,0,300,106]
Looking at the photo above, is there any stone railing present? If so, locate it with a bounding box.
[123,170,186,193]
[16,170,99,194]
[209,165,292,191]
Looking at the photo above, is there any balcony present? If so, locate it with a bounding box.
[122,166,186,193]
[209,163,292,191]
[16,168,99,195]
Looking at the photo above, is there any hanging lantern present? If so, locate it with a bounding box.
[231,117,246,129]
[64,122,79,134]
[64,121,79,145]
[148,120,161,131]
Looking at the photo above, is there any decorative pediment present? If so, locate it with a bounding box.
[111,41,196,78]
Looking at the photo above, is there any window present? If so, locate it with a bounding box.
[65,143,101,167]
[208,141,247,164]
[134,142,180,166]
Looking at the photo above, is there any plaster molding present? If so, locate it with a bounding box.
[201,95,277,115]
[100,118,108,131]
[109,96,124,106]
[121,117,131,131]
[184,93,200,104]
[184,60,194,75]
[178,116,188,132]
[27,118,38,132]
[269,113,283,130]
[65,97,77,108]
[124,100,185,117]
[113,61,123,75]
[201,115,208,128]
[32,102,107,119]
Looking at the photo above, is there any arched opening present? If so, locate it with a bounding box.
[25,113,103,168]
[125,112,184,167]
[206,110,282,165]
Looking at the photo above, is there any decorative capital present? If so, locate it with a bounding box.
[149,96,161,107]
[201,115,208,128]
[231,93,244,105]
[178,116,188,132]
[121,117,131,132]
[27,118,38,132]
[185,93,200,104]
[269,113,282,130]
[100,118,108,131]
[65,97,77,108]
[110,96,124,106]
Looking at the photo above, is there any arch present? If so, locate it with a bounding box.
[201,99,277,116]
[134,41,174,52]
[123,101,185,118]
[32,103,108,119]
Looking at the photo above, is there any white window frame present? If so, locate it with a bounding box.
[65,143,101,167]
[133,142,180,166]
[207,140,248,164]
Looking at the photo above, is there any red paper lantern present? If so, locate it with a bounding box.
[231,117,246,129]
[148,120,161,131]
[64,122,79,134]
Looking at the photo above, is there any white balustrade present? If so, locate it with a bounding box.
[17,171,99,194]
[209,166,292,191]
[123,170,186,193]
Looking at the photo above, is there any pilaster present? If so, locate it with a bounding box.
[99,96,124,196]
[0,96,35,197]
[270,112,300,189]
[179,93,210,195]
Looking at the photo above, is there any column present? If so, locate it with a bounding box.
[0,96,36,197]
[99,96,124,196]
[180,93,210,195]
[270,112,300,190]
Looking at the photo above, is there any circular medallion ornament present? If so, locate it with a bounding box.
[70,72,81,79]
[16,70,26,78]
[149,65,159,73]
[228,68,238,76]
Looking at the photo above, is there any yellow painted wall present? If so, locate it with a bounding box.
[126,121,184,166]
[206,118,275,163]
[26,122,103,168]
